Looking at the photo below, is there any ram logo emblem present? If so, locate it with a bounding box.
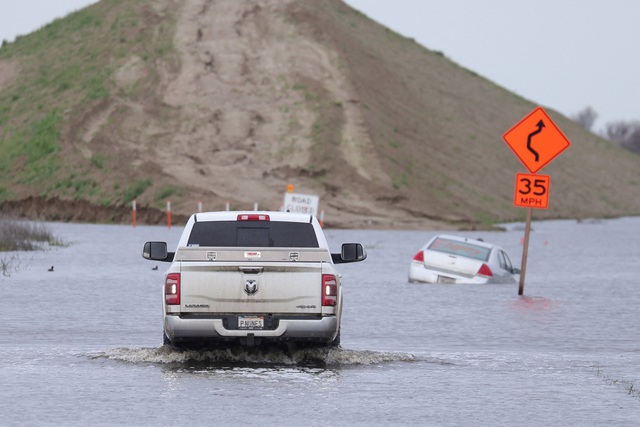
[244,279,258,295]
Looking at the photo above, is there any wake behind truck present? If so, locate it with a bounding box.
[142,211,366,348]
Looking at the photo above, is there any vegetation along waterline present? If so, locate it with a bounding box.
[0,216,63,276]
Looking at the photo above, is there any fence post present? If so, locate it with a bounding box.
[166,200,172,230]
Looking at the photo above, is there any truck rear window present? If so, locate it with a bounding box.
[187,221,319,248]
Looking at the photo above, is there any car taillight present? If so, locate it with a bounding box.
[237,214,270,221]
[477,264,493,277]
[322,274,337,307]
[412,251,424,262]
[165,273,180,305]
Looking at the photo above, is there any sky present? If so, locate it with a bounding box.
[1,0,638,130]
[343,0,640,130]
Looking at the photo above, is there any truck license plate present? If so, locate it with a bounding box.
[238,316,264,330]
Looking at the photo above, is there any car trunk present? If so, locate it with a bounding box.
[423,251,481,277]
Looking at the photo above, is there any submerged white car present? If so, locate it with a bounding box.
[409,234,520,284]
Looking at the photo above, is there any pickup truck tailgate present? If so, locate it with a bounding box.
[176,247,331,314]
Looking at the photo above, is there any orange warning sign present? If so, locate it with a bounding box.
[503,107,571,174]
[514,173,550,209]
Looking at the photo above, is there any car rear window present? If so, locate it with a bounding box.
[428,237,490,261]
[187,221,319,248]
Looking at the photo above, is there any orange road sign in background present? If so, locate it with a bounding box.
[514,173,550,209]
[503,107,571,174]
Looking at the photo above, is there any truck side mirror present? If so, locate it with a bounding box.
[334,243,367,263]
[143,241,168,261]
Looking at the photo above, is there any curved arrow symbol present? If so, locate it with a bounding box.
[526,120,545,162]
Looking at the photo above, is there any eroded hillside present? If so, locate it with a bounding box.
[1,0,639,228]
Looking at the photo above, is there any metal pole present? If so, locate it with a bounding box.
[166,200,172,230]
[518,208,532,295]
[132,199,137,228]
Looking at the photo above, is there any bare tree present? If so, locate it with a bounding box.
[571,106,598,131]
[604,120,640,154]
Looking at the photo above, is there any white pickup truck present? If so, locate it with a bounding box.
[142,211,366,349]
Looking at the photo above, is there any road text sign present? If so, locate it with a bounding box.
[514,173,550,209]
[283,192,319,215]
[503,106,571,173]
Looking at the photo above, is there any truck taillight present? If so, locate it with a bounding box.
[322,274,337,306]
[477,264,493,278]
[412,250,424,262]
[237,214,270,221]
[165,273,180,305]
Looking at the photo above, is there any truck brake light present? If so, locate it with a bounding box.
[237,214,270,221]
[165,273,180,305]
[322,274,337,306]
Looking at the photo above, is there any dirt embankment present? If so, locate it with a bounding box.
[0,196,467,230]
[3,0,640,230]
[0,196,188,226]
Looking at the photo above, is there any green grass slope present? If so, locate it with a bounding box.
[0,0,177,208]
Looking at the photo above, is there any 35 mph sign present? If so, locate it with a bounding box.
[514,173,550,209]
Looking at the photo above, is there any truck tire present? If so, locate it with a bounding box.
[329,329,341,347]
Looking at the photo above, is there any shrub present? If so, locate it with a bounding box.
[0,216,61,251]
[122,179,152,202]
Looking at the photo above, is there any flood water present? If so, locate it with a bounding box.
[1,216,639,426]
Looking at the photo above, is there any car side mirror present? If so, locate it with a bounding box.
[332,243,367,264]
[143,241,168,261]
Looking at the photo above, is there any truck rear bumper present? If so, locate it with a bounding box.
[164,314,338,343]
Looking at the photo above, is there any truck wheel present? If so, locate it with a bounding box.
[329,329,341,347]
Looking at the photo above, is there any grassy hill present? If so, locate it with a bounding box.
[1,0,639,229]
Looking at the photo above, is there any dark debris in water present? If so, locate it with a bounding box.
[593,364,640,400]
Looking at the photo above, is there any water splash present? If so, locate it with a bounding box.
[90,345,418,367]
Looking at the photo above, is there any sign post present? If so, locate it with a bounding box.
[503,106,571,295]
[519,208,532,295]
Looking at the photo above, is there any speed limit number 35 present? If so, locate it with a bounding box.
[514,173,550,209]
